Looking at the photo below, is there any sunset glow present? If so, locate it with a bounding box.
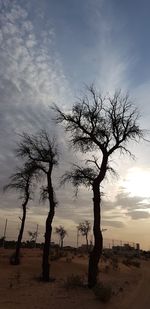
[122,168,150,198]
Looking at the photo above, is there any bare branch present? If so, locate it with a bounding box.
[16,129,59,168]
[3,161,39,202]
[54,86,145,190]
[60,164,97,194]
[86,155,101,171]
[39,185,49,203]
[77,220,91,236]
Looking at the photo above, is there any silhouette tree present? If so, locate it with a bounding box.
[16,130,59,281]
[28,230,38,242]
[77,220,91,252]
[4,162,38,264]
[27,230,39,247]
[55,225,67,248]
[54,86,144,287]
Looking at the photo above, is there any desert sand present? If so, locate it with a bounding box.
[0,248,150,309]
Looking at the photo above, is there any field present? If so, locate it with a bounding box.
[0,248,150,309]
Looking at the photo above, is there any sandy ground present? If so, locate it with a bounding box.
[0,248,150,309]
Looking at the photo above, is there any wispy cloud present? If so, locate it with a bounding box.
[102,190,150,221]
[0,1,71,106]
[127,210,150,220]
[85,0,135,93]
[0,0,72,186]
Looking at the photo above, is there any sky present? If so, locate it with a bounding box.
[0,0,150,250]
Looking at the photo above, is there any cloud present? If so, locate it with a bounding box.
[103,191,150,210]
[127,210,150,220]
[0,0,73,187]
[0,1,71,106]
[85,0,134,93]
[102,220,125,228]
[101,190,150,223]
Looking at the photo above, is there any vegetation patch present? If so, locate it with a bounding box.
[122,258,141,268]
[63,274,84,289]
[111,256,119,270]
[93,282,112,303]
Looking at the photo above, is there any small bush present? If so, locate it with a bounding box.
[9,253,20,265]
[122,258,140,268]
[50,250,62,261]
[103,251,112,259]
[122,258,130,266]
[131,260,141,268]
[93,282,112,303]
[78,254,84,258]
[66,257,72,263]
[64,274,84,289]
[104,265,110,273]
[111,256,119,270]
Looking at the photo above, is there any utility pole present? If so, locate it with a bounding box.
[3,219,8,248]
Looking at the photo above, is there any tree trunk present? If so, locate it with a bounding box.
[42,171,55,281]
[42,211,53,281]
[88,153,108,288]
[86,234,89,253]
[10,203,27,265]
[88,181,103,288]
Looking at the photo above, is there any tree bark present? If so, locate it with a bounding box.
[11,202,27,265]
[88,153,108,288]
[42,170,55,281]
[42,211,53,281]
[86,234,89,253]
[88,181,102,288]
[61,238,63,249]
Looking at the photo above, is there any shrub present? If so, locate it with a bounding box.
[122,258,130,266]
[111,256,119,270]
[102,251,112,259]
[9,252,20,265]
[122,258,140,268]
[131,260,141,268]
[64,274,84,289]
[93,282,112,303]
[104,265,110,273]
[50,250,62,261]
[78,254,84,258]
[66,257,72,263]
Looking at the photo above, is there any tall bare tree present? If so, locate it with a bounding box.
[54,86,144,287]
[16,130,59,281]
[55,225,67,248]
[4,162,38,264]
[77,220,91,252]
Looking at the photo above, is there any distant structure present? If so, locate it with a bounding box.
[112,243,140,256]
[136,243,140,251]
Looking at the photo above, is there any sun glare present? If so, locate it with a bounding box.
[121,168,150,198]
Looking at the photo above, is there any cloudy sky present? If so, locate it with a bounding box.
[0,0,150,250]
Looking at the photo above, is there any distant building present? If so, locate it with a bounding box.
[112,243,140,256]
[136,243,140,251]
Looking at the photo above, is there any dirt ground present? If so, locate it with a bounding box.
[0,248,150,309]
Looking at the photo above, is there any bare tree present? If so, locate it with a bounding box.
[16,129,59,281]
[54,86,144,287]
[77,220,91,252]
[55,225,67,248]
[28,230,38,246]
[4,162,38,264]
